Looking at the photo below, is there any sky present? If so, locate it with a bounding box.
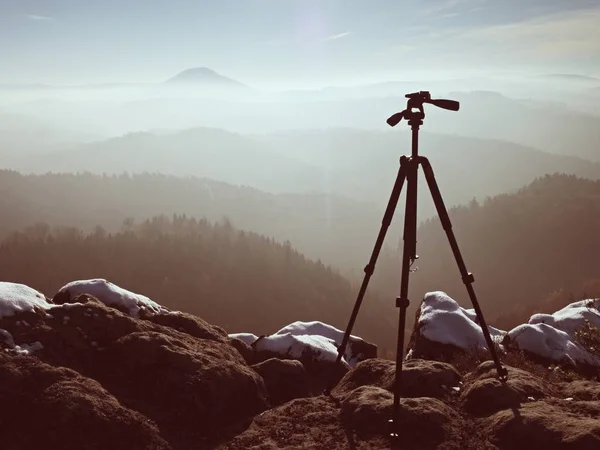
[1,0,600,88]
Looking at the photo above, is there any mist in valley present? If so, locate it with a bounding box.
[1,0,600,353]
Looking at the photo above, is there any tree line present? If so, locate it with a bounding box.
[0,214,395,352]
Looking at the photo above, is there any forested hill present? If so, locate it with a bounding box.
[373,173,600,331]
[0,170,387,274]
[0,215,394,351]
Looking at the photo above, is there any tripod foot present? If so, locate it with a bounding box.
[387,419,400,440]
[498,366,509,383]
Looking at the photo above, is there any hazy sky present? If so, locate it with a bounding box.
[2,0,600,88]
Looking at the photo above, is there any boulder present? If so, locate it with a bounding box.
[272,321,377,367]
[460,361,555,416]
[332,358,462,400]
[1,292,269,450]
[253,333,350,394]
[340,386,464,448]
[251,358,310,406]
[407,292,505,362]
[0,353,171,450]
[561,380,600,401]
[219,396,389,450]
[483,401,600,449]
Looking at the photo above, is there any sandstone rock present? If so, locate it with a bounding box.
[460,360,555,416]
[406,292,506,363]
[254,339,350,395]
[562,380,600,401]
[144,309,228,342]
[229,336,256,365]
[0,353,171,450]
[97,331,269,448]
[1,298,269,449]
[340,386,465,449]
[483,401,600,449]
[332,358,461,400]
[219,396,389,450]
[251,358,310,406]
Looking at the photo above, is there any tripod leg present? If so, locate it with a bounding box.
[324,157,409,395]
[390,157,418,438]
[419,157,508,381]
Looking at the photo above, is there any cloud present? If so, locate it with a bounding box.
[322,32,352,41]
[456,6,600,59]
[420,0,489,18]
[27,14,54,21]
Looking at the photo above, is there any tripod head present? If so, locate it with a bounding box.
[387,91,460,127]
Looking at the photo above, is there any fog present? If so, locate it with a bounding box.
[2,1,600,368]
[1,67,599,274]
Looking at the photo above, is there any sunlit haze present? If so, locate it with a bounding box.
[1,0,600,87]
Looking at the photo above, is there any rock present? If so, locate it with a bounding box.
[52,279,170,318]
[332,358,462,400]
[251,358,310,406]
[144,309,228,342]
[272,321,377,367]
[562,380,600,401]
[229,336,256,365]
[0,298,269,449]
[460,361,555,416]
[407,292,505,362]
[253,334,350,395]
[228,333,258,346]
[0,353,171,450]
[219,396,389,450]
[483,401,600,449]
[340,386,465,448]
[98,331,269,448]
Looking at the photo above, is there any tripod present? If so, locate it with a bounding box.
[326,91,508,439]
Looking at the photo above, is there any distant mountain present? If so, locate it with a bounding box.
[538,73,600,84]
[254,127,600,212]
[165,67,249,89]
[7,127,323,194]
[8,125,600,218]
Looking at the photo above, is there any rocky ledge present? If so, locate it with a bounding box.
[0,280,598,449]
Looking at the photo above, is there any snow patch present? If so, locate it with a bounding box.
[0,328,43,355]
[13,341,44,356]
[254,332,342,364]
[415,291,506,353]
[55,279,168,318]
[273,320,369,367]
[0,282,53,319]
[528,299,600,334]
[229,333,259,345]
[507,298,600,366]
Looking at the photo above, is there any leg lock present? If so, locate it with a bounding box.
[462,273,475,284]
[396,296,410,308]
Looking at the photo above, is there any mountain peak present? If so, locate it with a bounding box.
[165,67,246,88]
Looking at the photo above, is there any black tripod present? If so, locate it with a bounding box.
[326,91,508,438]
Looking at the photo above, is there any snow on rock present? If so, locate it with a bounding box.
[0,282,53,318]
[54,279,168,318]
[505,298,600,366]
[0,328,44,355]
[528,299,600,334]
[229,333,259,345]
[409,291,506,358]
[13,341,44,356]
[273,321,377,367]
[254,332,343,365]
